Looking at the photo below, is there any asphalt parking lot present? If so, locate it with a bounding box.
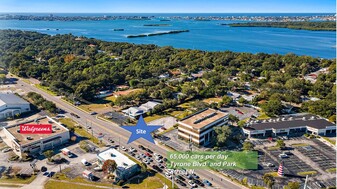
[297,145,336,172]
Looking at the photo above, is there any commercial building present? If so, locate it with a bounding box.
[1,116,70,157]
[243,113,336,138]
[97,148,140,180]
[178,108,228,146]
[122,101,160,119]
[0,93,31,120]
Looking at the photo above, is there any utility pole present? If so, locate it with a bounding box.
[304,175,309,189]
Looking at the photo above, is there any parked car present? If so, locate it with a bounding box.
[142,159,150,164]
[155,158,163,163]
[188,180,197,188]
[81,159,90,166]
[165,172,172,179]
[315,181,325,188]
[145,152,152,157]
[158,164,165,169]
[176,179,187,186]
[108,138,114,143]
[176,175,185,181]
[194,179,205,187]
[138,145,145,150]
[129,147,136,152]
[1,148,12,153]
[135,155,141,160]
[121,146,127,151]
[278,154,289,158]
[203,179,212,186]
[145,148,153,153]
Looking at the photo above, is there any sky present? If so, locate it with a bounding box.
[0,0,335,13]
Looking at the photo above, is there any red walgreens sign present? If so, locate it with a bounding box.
[20,124,52,134]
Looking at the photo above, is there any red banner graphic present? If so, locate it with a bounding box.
[20,124,52,134]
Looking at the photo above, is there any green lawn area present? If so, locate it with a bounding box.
[45,181,106,189]
[35,84,57,96]
[78,103,109,112]
[326,168,336,173]
[291,143,309,147]
[265,172,280,177]
[322,137,336,145]
[251,186,266,189]
[297,171,317,176]
[203,97,222,104]
[144,114,165,122]
[267,146,280,151]
[0,183,21,187]
[22,79,32,84]
[59,118,103,146]
[165,109,192,120]
[256,112,270,120]
[104,95,116,102]
[0,175,36,184]
[125,172,178,189]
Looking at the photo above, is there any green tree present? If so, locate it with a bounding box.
[102,159,117,174]
[214,126,232,147]
[262,99,283,116]
[276,139,285,149]
[242,141,254,151]
[228,114,239,125]
[262,173,274,189]
[0,74,6,84]
[43,150,54,162]
[238,97,247,104]
[221,95,232,106]
[284,182,300,189]
[140,162,147,173]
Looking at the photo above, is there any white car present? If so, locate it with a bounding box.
[142,159,150,164]
[188,180,197,187]
[121,146,127,151]
[129,147,136,152]
[279,154,288,158]
[165,172,172,179]
[155,158,163,163]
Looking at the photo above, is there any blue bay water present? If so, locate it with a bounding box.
[0,13,335,58]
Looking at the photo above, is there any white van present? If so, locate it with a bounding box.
[81,159,90,166]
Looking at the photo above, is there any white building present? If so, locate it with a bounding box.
[97,148,140,180]
[122,101,160,119]
[0,93,30,120]
[1,116,70,158]
[178,108,228,146]
[243,114,336,138]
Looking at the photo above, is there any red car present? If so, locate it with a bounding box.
[145,152,152,157]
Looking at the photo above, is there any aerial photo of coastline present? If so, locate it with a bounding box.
[0,1,335,189]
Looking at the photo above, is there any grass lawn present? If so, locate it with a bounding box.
[35,84,57,96]
[22,79,32,84]
[297,171,317,176]
[78,103,109,112]
[326,168,336,173]
[0,175,37,184]
[144,114,165,122]
[251,186,266,189]
[125,172,178,189]
[257,112,270,120]
[59,118,103,146]
[52,171,112,187]
[322,137,336,145]
[0,183,21,187]
[165,109,191,120]
[291,143,309,147]
[45,181,106,189]
[267,146,280,151]
[265,172,280,177]
[104,95,116,102]
[203,97,222,104]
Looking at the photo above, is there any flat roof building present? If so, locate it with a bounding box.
[1,116,70,157]
[0,93,30,120]
[97,148,140,180]
[243,113,336,138]
[178,108,228,146]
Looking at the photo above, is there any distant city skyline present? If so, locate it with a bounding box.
[0,0,335,13]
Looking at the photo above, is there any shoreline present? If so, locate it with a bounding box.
[126,30,189,38]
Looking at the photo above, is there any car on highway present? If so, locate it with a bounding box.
[90,112,97,115]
